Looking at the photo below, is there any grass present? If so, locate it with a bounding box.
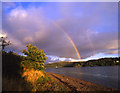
[2,51,67,92]
[22,69,66,92]
[35,74,66,91]
[3,71,66,92]
[2,75,32,91]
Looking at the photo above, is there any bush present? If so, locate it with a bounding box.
[21,44,48,92]
[21,44,48,70]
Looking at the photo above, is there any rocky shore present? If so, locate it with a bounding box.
[46,72,116,91]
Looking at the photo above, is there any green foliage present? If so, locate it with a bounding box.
[2,51,23,77]
[2,51,29,91]
[45,57,120,67]
[35,75,66,91]
[21,44,48,70]
[74,63,82,67]
[45,61,84,68]
[84,57,120,67]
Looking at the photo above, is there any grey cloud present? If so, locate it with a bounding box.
[2,2,118,60]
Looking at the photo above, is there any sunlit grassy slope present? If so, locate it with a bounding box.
[2,51,66,91]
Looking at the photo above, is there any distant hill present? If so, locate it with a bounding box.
[45,61,85,68]
[45,57,120,68]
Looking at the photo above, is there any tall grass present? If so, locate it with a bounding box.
[2,51,66,92]
[2,75,32,91]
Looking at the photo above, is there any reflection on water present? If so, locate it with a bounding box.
[45,66,119,90]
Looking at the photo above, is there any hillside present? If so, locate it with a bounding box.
[2,51,119,91]
[45,57,120,68]
[45,61,85,68]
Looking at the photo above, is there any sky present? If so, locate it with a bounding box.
[1,2,119,63]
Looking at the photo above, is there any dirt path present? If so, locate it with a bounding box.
[46,72,115,91]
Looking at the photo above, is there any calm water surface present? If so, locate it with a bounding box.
[45,66,119,90]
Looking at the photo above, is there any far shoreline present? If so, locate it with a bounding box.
[45,65,120,68]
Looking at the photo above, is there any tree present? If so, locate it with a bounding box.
[21,44,48,70]
[0,36,11,50]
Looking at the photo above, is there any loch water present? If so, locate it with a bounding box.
[45,66,119,90]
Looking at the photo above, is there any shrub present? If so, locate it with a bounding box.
[21,44,48,92]
[21,44,48,70]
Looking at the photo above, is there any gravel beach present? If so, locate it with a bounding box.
[46,72,116,91]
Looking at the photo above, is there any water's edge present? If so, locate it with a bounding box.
[45,66,119,90]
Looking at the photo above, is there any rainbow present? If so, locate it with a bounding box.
[52,22,81,60]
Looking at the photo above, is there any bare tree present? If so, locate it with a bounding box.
[0,36,11,50]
